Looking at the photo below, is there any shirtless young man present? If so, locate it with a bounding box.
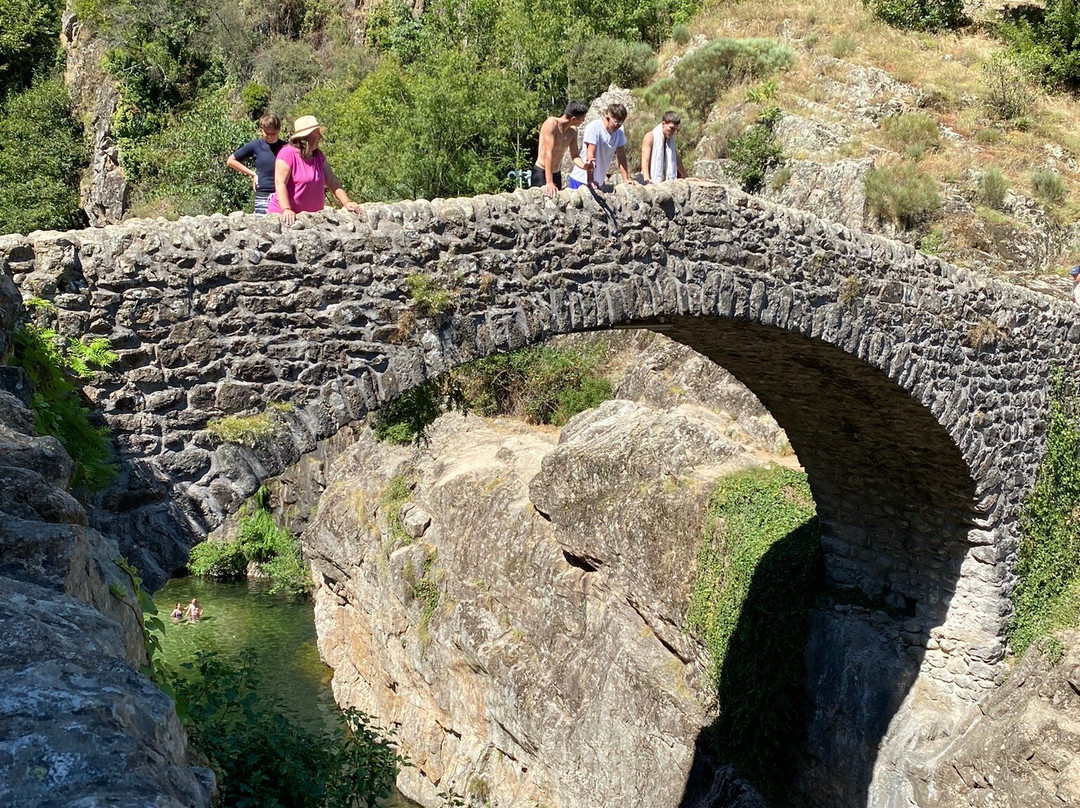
[533,101,594,198]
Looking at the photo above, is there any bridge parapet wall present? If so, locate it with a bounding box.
[1,180,1078,710]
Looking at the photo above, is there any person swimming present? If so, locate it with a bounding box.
[185,599,202,621]
[171,603,184,621]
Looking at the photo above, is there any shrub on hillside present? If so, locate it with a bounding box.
[1031,167,1067,205]
[0,79,88,234]
[981,55,1030,121]
[727,108,784,191]
[865,162,942,229]
[567,36,656,103]
[671,38,795,117]
[863,0,967,31]
[978,168,1009,209]
[997,0,1080,89]
[879,112,940,160]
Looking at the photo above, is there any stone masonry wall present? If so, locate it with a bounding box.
[2,179,1079,806]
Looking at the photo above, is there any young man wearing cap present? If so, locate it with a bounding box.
[268,115,361,225]
[567,103,636,191]
[1070,265,1080,305]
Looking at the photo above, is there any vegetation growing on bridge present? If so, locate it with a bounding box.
[10,320,118,492]
[372,344,613,444]
[687,466,821,803]
[1011,370,1080,656]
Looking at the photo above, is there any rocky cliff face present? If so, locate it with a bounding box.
[0,270,210,806]
[305,334,789,808]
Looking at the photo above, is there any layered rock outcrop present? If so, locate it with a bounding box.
[306,336,789,808]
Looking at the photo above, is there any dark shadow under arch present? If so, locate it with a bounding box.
[645,316,980,808]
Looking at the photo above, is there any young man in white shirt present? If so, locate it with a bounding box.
[567,103,636,190]
[641,110,686,184]
[1071,266,1080,305]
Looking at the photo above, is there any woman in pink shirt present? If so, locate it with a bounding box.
[268,115,361,224]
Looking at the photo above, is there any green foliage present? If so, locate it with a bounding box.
[380,475,413,546]
[111,556,169,681]
[978,168,1009,210]
[314,51,536,202]
[672,24,691,45]
[1011,370,1080,656]
[688,466,821,801]
[207,411,277,447]
[371,344,613,444]
[997,0,1080,90]
[1031,167,1068,205]
[864,162,942,229]
[406,274,458,317]
[10,323,117,491]
[566,36,656,104]
[168,650,402,808]
[122,88,255,217]
[830,34,858,58]
[727,107,783,192]
[241,82,271,117]
[879,112,941,160]
[449,344,613,426]
[0,0,65,99]
[372,384,443,446]
[0,79,88,234]
[981,55,1030,122]
[189,490,311,594]
[863,0,966,31]
[668,38,795,117]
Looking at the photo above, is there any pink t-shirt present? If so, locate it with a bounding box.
[267,145,327,213]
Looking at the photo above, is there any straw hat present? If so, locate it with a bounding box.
[290,115,326,140]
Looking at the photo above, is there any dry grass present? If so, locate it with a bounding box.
[647,0,1080,253]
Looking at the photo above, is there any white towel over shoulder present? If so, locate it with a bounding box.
[649,124,678,183]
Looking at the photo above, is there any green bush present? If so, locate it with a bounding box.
[314,50,535,202]
[865,162,942,229]
[879,112,940,160]
[0,0,65,99]
[978,167,1009,209]
[190,490,311,594]
[168,650,402,808]
[863,0,966,31]
[1031,167,1068,205]
[671,38,795,117]
[1011,371,1080,656]
[981,55,1030,121]
[10,323,117,492]
[240,82,271,117]
[122,88,256,216]
[0,79,88,234]
[688,466,821,802]
[371,384,442,445]
[567,36,656,103]
[997,0,1080,90]
[371,344,614,443]
[727,107,783,192]
[672,24,691,44]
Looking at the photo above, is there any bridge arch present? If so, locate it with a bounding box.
[2,180,1076,797]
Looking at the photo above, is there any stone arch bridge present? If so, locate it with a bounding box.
[1,180,1077,793]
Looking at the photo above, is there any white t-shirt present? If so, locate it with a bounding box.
[1073,281,1080,306]
[569,118,627,186]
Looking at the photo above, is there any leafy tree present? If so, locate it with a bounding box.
[0,0,65,99]
[122,88,256,216]
[863,0,967,31]
[316,50,536,201]
[998,0,1080,89]
[0,79,88,234]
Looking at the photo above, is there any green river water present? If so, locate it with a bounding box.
[153,577,415,806]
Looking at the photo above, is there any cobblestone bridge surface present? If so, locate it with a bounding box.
[1,179,1077,766]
